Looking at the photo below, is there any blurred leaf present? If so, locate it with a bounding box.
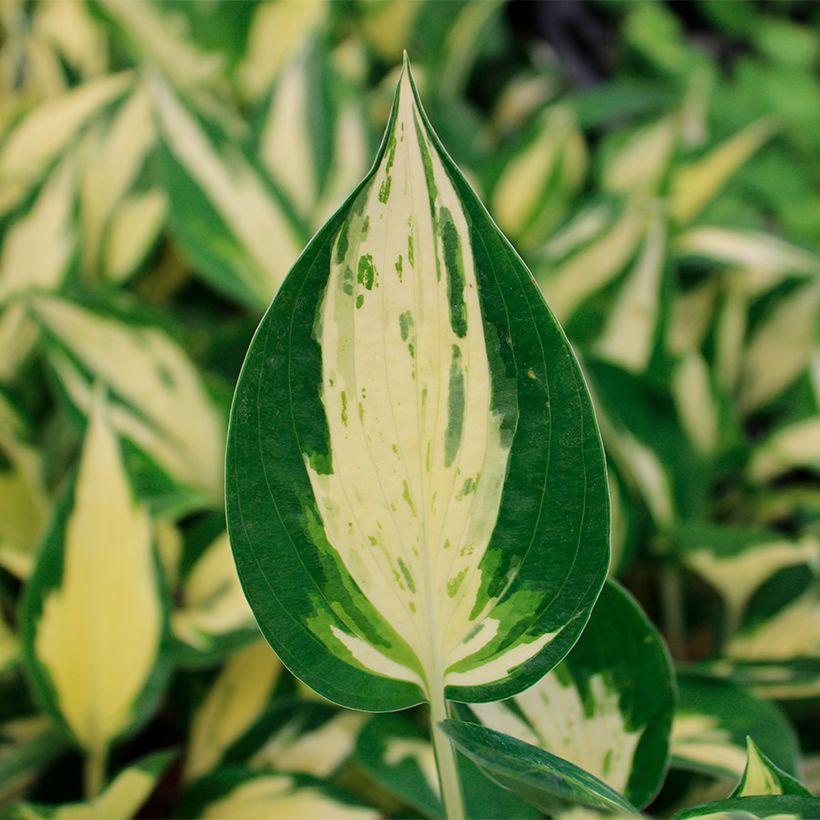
[10,748,174,819]
[670,120,774,224]
[171,529,257,664]
[671,673,799,780]
[150,74,304,309]
[738,281,820,414]
[0,72,131,215]
[178,769,378,819]
[30,293,226,510]
[184,641,281,783]
[21,391,166,790]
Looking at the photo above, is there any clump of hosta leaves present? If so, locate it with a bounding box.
[0,1,819,818]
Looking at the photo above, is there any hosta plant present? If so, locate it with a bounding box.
[226,58,609,818]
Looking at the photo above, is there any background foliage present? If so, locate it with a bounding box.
[0,0,818,817]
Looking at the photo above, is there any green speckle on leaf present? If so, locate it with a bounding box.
[439,207,467,338]
[445,345,465,467]
[399,310,413,341]
[402,480,416,515]
[397,558,416,593]
[447,569,467,598]
[358,254,376,290]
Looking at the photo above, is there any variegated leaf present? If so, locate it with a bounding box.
[236,0,329,102]
[172,526,257,662]
[95,0,224,92]
[0,712,67,804]
[730,738,812,799]
[490,105,587,252]
[179,770,377,820]
[226,59,608,710]
[749,416,820,483]
[0,394,49,578]
[738,281,820,414]
[675,227,820,282]
[249,704,365,780]
[538,201,649,323]
[671,674,799,781]
[675,524,819,637]
[21,391,166,792]
[184,640,282,782]
[76,83,163,282]
[726,583,820,672]
[595,209,667,374]
[0,155,76,381]
[29,294,226,510]
[150,75,304,309]
[670,119,773,224]
[0,72,131,216]
[459,581,675,809]
[227,61,608,817]
[10,749,173,820]
[440,719,639,817]
[601,115,678,196]
[672,794,820,820]
[256,40,370,231]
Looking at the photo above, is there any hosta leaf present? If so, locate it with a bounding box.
[675,227,820,281]
[355,713,539,819]
[670,119,773,224]
[21,392,166,775]
[226,61,608,712]
[459,580,675,808]
[595,210,667,374]
[171,528,257,662]
[730,738,812,798]
[0,155,76,381]
[671,351,721,458]
[0,72,131,214]
[0,714,67,803]
[150,75,303,309]
[675,524,819,636]
[671,673,798,780]
[727,583,820,669]
[0,394,49,578]
[184,640,282,782]
[490,105,587,251]
[249,703,365,780]
[738,281,820,414]
[601,115,678,196]
[76,84,161,281]
[11,749,174,819]
[178,769,377,820]
[672,794,820,820]
[256,40,370,231]
[236,0,328,102]
[538,201,647,323]
[586,360,703,530]
[440,719,639,817]
[749,416,820,483]
[29,293,226,510]
[356,714,440,818]
[95,0,224,91]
